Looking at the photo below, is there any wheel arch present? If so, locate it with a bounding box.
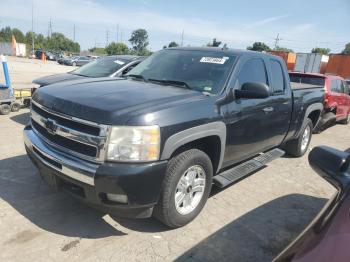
[161,122,226,173]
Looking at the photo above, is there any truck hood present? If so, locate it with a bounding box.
[32,78,205,125]
[33,73,85,87]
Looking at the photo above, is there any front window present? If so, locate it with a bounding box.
[127,49,236,94]
[71,57,128,77]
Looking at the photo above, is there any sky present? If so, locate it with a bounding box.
[1,0,349,53]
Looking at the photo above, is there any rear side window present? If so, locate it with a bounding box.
[237,59,268,88]
[269,60,285,93]
[331,80,341,93]
[289,74,325,89]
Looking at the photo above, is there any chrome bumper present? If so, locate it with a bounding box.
[24,127,98,186]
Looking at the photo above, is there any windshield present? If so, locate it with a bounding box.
[127,49,236,94]
[71,57,129,77]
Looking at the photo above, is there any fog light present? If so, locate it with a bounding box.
[106,193,128,204]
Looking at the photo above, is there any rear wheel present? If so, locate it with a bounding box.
[153,149,213,228]
[285,118,313,157]
[0,104,11,115]
[339,113,350,125]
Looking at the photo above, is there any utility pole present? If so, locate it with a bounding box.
[116,24,119,43]
[181,29,184,47]
[73,24,76,41]
[31,0,35,55]
[274,33,281,49]
[120,31,123,44]
[48,18,52,38]
[106,30,109,47]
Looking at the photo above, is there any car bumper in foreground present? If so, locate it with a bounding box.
[23,125,168,218]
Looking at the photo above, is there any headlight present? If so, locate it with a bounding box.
[106,126,160,162]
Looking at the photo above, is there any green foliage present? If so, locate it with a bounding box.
[105,42,129,55]
[88,47,106,55]
[0,27,13,42]
[168,41,179,48]
[129,29,149,55]
[311,47,331,55]
[0,26,80,53]
[274,46,294,52]
[207,38,222,47]
[247,42,271,52]
[342,43,350,55]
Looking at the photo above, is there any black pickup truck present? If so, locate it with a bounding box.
[24,47,324,228]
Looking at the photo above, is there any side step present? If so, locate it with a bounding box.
[213,148,285,188]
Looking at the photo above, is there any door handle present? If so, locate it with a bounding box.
[262,107,274,113]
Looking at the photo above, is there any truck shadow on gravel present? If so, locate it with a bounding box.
[175,193,327,262]
[0,155,126,239]
[10,112,30,126]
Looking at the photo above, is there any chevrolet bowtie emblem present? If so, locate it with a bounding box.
[45,118,57,135]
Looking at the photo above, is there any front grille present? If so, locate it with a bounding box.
[31,103,100,136]
[30,101,109,162]
[32,121,97,157]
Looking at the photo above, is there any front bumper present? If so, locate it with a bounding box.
[24,125,168,218]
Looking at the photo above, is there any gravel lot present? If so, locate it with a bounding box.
[0,57,349,262]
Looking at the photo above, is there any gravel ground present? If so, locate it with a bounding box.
[0,57,349,262]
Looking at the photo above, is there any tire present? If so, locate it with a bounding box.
[153,149,213,228]
[285,118,313,157]
[72,62,77,67]
[11,102,21,112]
[339,113,350,125]
[0,104,11,115]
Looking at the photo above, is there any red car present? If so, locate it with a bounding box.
[290,73,350,127]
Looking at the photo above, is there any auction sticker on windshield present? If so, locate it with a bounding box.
[200,57,228,64]
[114,60,125,65]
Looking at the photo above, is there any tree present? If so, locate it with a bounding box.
[207,38,222,47]
[88,47,106,55]
[247,42,271,52]
[129,29,149,55]
[274,46,294,52]
[0,27,13,42]
[45,32,80,52]
[168,41,179,48]
[342,43,350,55]
[11,28,25,43]
[105,42,129,55]
[311,47,331,55]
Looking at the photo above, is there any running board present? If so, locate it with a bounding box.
[213,148,285,188]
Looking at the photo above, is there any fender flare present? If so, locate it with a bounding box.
[160,121,226,172]
[298,103,323,136]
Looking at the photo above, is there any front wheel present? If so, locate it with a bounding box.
[153,149,213,228]
[285,118,313,157]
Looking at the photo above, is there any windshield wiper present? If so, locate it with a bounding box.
[126,74,148,82]
[148,79,192,90]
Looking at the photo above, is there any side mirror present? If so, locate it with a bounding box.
[309,146,350,191]
[235,82,270,99]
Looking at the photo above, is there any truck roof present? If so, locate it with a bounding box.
[167,47,277,58]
